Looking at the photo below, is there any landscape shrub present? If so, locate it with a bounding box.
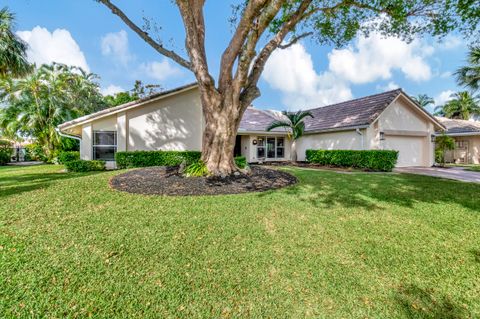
[0,140,13,165]
[305,149,398,172]
[26,143,48,162]
[64,160,106,172]
[58,151,80,164]
[184,160,209,177]
[234,156,248,169]
[115,150,201,169]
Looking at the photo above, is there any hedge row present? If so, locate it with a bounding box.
[64,160,106,172]
[115,150,202,169]
[0,140,12,165]
[305,149,398,172]
[58,151,80,164]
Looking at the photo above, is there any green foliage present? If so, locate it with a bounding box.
[103,91,138,107]
[306,149,399,172]
[115,150,201,169]
[0,7,31,78]
[455,45,480,92]
[0,139,12,165]
[267,110,314,140]
[103,80,163,107]
[234,156,247,169]
[184,160,209,177]
[25,143,47,162]
[434,91,480,119]
[411,94,434,108]
[58,151,80,164]
[435,134,455,166]
[64,160,105,172]
[0,63,105,159]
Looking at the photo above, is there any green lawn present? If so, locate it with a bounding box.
[1,165,480,318]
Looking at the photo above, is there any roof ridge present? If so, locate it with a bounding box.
[304,88,402,112]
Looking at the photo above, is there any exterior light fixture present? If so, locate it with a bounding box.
[431,134,436,143]
[379,132,385,141]
[252,139,257,145]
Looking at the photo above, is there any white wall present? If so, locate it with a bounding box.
[80,123,92,160]
[127,88,202,151]
[296,130,363,161]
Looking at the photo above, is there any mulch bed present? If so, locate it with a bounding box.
[109,165,297,196]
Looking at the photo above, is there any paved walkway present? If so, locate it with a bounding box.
[394,166,480,184]
[7,161,43,166]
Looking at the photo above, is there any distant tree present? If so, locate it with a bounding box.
[97,0,479,176]
[266,110,314,162]
[412,94,434,108]
[434,91,480,120]
[455,46,480,92]
[0,7,31,78]
[435,134,455,166]
[104,80,162,107]
[0,63,105,159]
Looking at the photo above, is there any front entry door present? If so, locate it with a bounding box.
[267,137,276,159]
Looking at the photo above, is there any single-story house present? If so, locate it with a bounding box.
[58,83,444,168]
[435,117,480,164]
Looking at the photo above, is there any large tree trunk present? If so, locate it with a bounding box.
[199,89,245,176]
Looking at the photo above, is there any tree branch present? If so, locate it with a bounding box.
[278,32,313,49]
[97,0,192,70]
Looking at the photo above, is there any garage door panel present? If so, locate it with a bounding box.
[384,136,425,167]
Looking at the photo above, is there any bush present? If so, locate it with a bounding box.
[184,160,209,177]
[58,151,80,164]
[234,156,248,169]
[305,149,398,172]
[64,160,106,172]
[115,150,201,169]
[0,140,13,165]
[26,143,48,162]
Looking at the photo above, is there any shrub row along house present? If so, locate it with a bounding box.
[58,83,445,168]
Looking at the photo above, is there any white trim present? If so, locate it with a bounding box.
[304,125,370,135]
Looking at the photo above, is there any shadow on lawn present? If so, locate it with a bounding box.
[267,168,480,212]
[395,284,467,319]
[0,168,100,199]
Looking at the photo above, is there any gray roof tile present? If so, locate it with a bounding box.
[436,117,480,134]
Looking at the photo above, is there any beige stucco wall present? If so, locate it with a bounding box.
[374,96,436,166]
[445,136,480,164]
[127,88,202,151]
[296,129,364,161]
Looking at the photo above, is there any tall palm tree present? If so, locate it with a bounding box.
[266,110,314,162]
[0,63,104,159]
[412,94,434,108]
[434,91,480,120]
[455,46,480,92]
[0,7,31,78]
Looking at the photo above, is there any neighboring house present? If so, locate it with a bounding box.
[58,84,444,168]
[436,117,480,164]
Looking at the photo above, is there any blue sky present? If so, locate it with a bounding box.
[5,0,469,113]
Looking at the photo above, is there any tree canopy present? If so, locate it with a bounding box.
[0,63,105,159]
[0,7,31,78]
[455,45,480,92]
[434,91,480,120]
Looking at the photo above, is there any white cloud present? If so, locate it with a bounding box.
[139,59,183,81]
[101,30,133,65]
[376,81,399,92]
[329,33,433,83]
[17,26,89,71]
[435,90,455,106]
[262,44,352,109]
[438,34,462,50]
[101,84,124,96]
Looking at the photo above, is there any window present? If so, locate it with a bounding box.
[455,140,468,149]
[256,136,285,159]
[93,131,117,160]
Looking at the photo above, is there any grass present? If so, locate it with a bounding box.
[1,164,480,318]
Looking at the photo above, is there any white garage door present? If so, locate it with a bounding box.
[384,136,425,167]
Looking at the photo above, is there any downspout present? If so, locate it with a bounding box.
[356,128,365,150]
[55,128,81,142]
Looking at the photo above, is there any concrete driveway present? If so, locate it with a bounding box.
[394,166,480,184]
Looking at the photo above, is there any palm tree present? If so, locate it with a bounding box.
[434,91,480,120]
[266,110,314,162]
[411,94,434,108]
[0,7,31,78]
[0,63,104,159]
[455,46,480,92]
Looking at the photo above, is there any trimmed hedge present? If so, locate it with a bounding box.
[305,149,398,172]
[115,150,201,169]
[64,160,106,172]
[58,151,80,164]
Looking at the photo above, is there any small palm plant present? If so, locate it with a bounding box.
[266,110,314,162]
